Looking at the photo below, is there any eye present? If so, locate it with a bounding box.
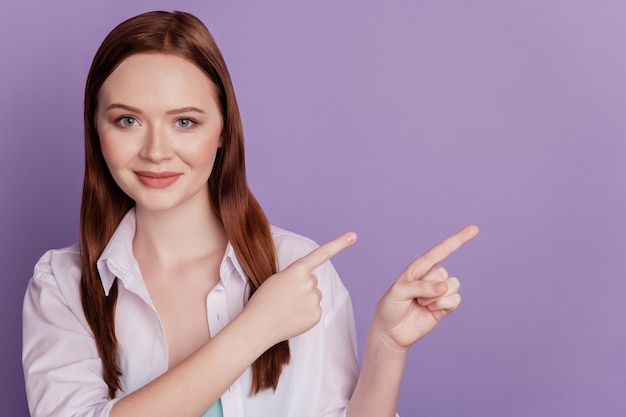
[117,116,138,128]
[176,118,196,129]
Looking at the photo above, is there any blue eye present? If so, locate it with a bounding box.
[118,116,138,127]
[176,118,196,129]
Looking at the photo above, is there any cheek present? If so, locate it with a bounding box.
[99,136,123,172]
[97,122,136,172]
[98,129,134,181]
[182,130,222,171]
[95,115,117,168]
[191,141,220,172]
[98,136,136,198]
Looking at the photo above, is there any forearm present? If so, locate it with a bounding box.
[110,312,268,417]
[347,329,407,417]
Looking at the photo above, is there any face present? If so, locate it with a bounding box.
[97,53,223,214]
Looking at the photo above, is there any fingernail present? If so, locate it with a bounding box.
[434,283,446,292]
[346,232,357,243]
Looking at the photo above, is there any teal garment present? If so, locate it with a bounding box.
[201,399,223,417]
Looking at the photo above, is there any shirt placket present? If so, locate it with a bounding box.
[207,267,244,417]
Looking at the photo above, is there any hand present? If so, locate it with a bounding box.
[244,232,357,346]
[371,225,479,352]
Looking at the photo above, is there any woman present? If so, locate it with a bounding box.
[22,10,478,417]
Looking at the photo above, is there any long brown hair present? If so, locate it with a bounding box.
[80,10,287,398]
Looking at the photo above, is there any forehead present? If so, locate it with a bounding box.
[98,53,219,108]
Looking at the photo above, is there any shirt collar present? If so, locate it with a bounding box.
[96,208,249,295]
[220,242,249,287]
[97,208,141,296]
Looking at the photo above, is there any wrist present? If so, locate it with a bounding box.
[365,326,410,362]
[231,305,278,355]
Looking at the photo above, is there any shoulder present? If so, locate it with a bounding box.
[270,226,352,318]
[25,243,89,330]
[270,225,320,269]
[30,243,82,291]
[23,245,110,417]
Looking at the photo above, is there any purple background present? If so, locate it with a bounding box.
[2,1,625,416]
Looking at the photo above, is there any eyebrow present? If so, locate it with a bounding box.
[105,103,206,115]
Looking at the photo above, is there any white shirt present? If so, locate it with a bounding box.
[23,209,360,417]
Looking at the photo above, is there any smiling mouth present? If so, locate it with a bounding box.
[134,171,182,188]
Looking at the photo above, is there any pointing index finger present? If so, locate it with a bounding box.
[408,224,479,279]
[297,232,357,271]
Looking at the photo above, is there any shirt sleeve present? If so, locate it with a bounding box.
[317,261,400,417]
[315,261,360,417]
[22,251,119,417]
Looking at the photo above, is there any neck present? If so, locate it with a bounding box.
[132,191,227,269]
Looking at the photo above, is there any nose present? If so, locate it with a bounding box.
[139,125,173,162]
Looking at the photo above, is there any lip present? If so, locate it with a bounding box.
[134,171,182,188]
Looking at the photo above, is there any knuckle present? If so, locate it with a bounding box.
[310,273,319,286]
[437,266,449,279]
[313,305,322,322]
[305,274,317,290]
[448,277,461,290]
[291,261,309,276]
[293,260,307,271]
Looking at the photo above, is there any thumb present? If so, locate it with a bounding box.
[392,280,447,300]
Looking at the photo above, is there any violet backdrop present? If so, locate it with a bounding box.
[1,1,625,416]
